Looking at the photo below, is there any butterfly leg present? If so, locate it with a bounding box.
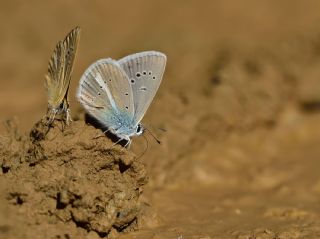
[109,137,131,150]
[46,108,57,125]
[93,128,112,139]
[124,139,131,149]
[114,138,130,153]
[65,108,72,125]
[62,99,72,125]
[109,138,126,150]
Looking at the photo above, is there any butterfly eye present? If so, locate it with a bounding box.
[136,72,141,77]
[140,87,147,91]
[136,124,143,134]
[125,92,129,96]
[152,76,156,80]
[148,71,152,75]
[130,79,135,84]
[143,71,147,75]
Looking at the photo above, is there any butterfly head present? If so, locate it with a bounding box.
[135,123,144,136]
[48,100,68,114]
[113,121,144,139]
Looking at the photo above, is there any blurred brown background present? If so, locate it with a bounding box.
[1,0,320,238]
[1,0,320,131]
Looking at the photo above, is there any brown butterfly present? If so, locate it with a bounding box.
[45,26,81,125]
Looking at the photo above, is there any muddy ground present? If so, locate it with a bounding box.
[1,0,320,238]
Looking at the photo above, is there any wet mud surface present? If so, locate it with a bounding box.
[1,0,320,238]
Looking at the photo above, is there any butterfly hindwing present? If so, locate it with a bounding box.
[77,59,134,128]
[118,51,166,125]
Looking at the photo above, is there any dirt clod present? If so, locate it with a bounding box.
[0,120,147,238]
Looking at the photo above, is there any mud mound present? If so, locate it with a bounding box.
[0,120,147,238]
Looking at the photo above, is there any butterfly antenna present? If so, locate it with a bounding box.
[136,134,149,159]
[144,127,161,144]
[144,122,167,134]
[158,127,167,132]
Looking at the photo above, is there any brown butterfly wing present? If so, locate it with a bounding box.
[45,27,81,110]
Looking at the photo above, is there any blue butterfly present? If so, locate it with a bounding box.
[77,51,166,147]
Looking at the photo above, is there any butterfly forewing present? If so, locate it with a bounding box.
[118,51,166,125]
[77,59,134,127]
[45,26,81,109]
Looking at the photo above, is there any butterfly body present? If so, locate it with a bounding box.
[46,100,70,124]
[77,51,166,147]
[101,107,143,140]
